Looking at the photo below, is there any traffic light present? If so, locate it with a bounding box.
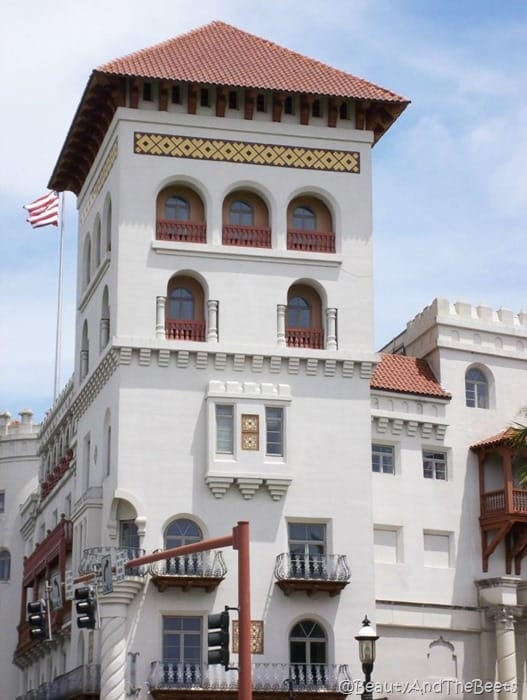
[27,599,48,641]
[207,609,230,669]
[75,585,97,629]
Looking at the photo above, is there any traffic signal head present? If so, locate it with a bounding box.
[75,585,96,629]
[27,599,48,641]
[207,610,230,669]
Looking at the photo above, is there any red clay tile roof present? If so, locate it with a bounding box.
[97,21,408,103]
[371,354,451,399]
[471,428,515,450]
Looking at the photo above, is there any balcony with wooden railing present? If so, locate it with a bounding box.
[165,320,206,342]
[285,328,324,350]
[157,220,207,243]
[287,229,335,253]
[222,224,271,248]
[41,449,74,499]
[22,517,73,587]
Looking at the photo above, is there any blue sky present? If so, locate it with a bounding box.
[2,0,527,422]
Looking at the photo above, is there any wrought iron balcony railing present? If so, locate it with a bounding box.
[274,553,351,581]
[147,662,351,692]
[78,546,146,576]
[15,664,100,700]
[149,550,227,577]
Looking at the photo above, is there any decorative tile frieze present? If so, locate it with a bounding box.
[134,132,360,174]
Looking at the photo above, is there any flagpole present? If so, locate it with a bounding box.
[53,192,65,402]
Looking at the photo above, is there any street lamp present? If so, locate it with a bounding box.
[355,615,379,700]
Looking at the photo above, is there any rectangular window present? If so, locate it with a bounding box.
[372,444,394,474]
[424,531,451,568]
[423,450,447,480]
[216,405,233,454]
[266,407,283,456]
[374,527,400,563]
[288,522,326,578]
[0,491,4,513]
[241,414,259,450]
[120,520,140,551]
[163,616,202,683]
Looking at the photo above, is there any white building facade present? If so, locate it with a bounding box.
[4,20,527,700]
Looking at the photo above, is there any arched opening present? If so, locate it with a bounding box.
[286,284,324,348]
[157,185,206,242]
[94,216,102,267]
[222,190,271,248]
[465,366,489,408]
[289,619,327,686]
[165,275,205,341]
[164,518,203,575]
[80,321,89,380]
[104,199,112,253]
[287,196,335,252]
[82,235,91,289]
[100,286,110,351]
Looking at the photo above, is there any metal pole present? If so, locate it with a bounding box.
[233,521,252,700]
[53,192,65,402]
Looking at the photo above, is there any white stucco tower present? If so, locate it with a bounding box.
[13,22,408,699]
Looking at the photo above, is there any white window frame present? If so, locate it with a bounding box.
[215,404,234,455]
[265,406,284,457]
[423,450,447,480]
[372,443,395,475]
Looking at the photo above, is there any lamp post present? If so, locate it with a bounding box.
[355,616,379,700]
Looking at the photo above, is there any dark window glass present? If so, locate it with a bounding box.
[229,200,254,226]
[165,196,190,221]
[292,206,316,230]
[169,288,194,320]
[465,368,488,408]
[287,296,311,328]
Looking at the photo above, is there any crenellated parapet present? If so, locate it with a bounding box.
[383,297,527,359]
[0,410,40,439]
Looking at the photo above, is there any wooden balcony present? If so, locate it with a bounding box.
[481,488,527,521]
[285,328,324,349]
[16,602,72,658]
[22,517,73,587]
[41,449,74,499]
[274,553,350,597]
[222,224,271,248]
[287,229,335,253]
[149,551,226,592]
[166,320,206,341]
[147,662,351,700]
[157,220,207,243]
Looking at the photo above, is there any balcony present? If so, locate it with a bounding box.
[16,664,100,700]
[157,220,207,243]
[41,450,74,499]
[147,662,351,699]
[149,551,227,592]
[165,319,206,342]
[222,224,271,248]
[23,517,73,587]
[79,546,146,577]
[287,229,335,253]
[481,488,527,519]
[285,328,324,349]
[274,553,351,597]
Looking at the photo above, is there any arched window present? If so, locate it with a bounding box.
[293,206,316,231]
[229,200,254,226]
[164,519,203,575]
[0,550,11,580]
[290,620,327,686]
[80,321,89,380]
[169,287,194,320]
[465,368,489,408]
[165,196,190,221]
[83,235,91,289]
[100,286,110,351]
[287,296,311,329]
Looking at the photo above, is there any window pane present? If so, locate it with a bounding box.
[372,444,394,474]
[293,206,316,230]
[423,451,447,480]
[0,491,4,513]
[165,196,190,220]
[287,296,311,328]
[229,200,253,226]
[266,407,283,455]
[216,405,233,454]
[169,287,194,320]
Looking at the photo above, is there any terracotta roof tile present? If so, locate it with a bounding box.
[96,21,408,103]
[371,354,450,399]
[471,428,515,450]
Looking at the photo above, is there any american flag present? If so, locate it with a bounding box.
[24,191,60,228]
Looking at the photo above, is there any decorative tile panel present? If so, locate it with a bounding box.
[80,139,118,222]
[134,132,360,173]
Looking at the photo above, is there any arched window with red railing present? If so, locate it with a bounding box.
[287,196,335,253]
[165,275,205,341]
[157,186,206,243]
[286,284,324,349]
[222,190,271,248]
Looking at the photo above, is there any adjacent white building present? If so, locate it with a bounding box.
[3,21,527,700]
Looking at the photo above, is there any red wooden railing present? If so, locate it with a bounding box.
[222,225,271,248]
[22,518,74,586]
[165,320,206,341]
[287,229,335,253]
[156,220,207,243]
[480,489,527,515]
[513,489,527,511]
[286,327,324,349]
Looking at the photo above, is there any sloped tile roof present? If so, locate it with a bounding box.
[471,428,515,450]
[371,354,451,399]
[96,20,408,103]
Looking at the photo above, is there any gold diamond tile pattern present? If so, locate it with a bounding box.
[134,132,360,173]
[81,140,118,222]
